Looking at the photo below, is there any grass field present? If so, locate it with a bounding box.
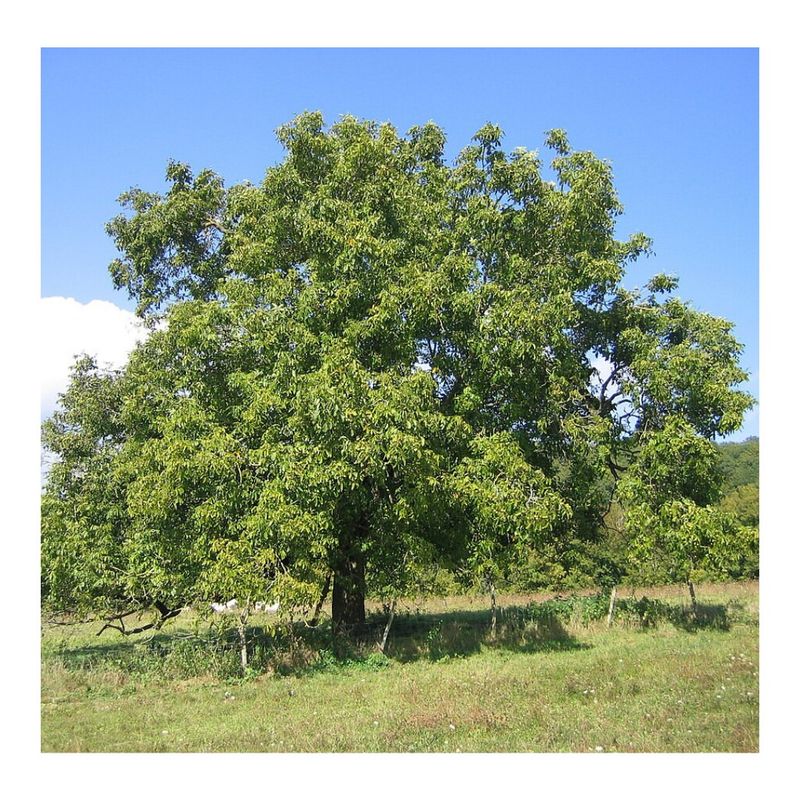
[41,581,758,752]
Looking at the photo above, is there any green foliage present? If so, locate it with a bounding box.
[622,418,724,506]
[715,438,758,534]
[446,432,572,588]
[719,483,759,528]
[716,437,759,492]
[624,500,756,585]
[615,419,757,585]
[42,113,753,623]
[41,357,132,615]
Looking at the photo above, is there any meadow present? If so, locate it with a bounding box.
[41,581,758,752]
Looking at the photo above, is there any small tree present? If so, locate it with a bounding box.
[446,432,572,636]
[41,357,134,618]
[619,418,755,613]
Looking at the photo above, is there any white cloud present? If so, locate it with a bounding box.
[40,297,148,420]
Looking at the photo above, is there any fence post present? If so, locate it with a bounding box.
[378,598,397,653]
[606,586,618,628]
[238,607,249,674]
[687,580,698,618]
[490,583,497,640]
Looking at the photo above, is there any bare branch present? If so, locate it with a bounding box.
[96,603,182,637]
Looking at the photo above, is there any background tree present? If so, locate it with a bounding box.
[42,113,753,633]
[42,357,131,616]
[716,437,759,534]
[618,417,756,611]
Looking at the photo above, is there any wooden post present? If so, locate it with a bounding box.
[606,585,618,628]
[490,582,497,641]
[238,608,249,674]
[378,598,397,653]
[687,580,698,618]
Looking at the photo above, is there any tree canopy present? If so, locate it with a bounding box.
[42,113,754,630]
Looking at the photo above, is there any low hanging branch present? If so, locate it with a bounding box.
[45,614,99,627]
[96,601,182,637]
[308,572,333,627]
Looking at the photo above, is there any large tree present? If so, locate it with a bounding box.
[42,113,752,631]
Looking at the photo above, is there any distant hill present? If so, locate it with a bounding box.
[716,437,759,493]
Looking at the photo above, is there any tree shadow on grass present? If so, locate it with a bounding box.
[670,603,731,632]
[617,596,731,633]
[46,594,745,679]
[45,604,590,677]
[616,597,732,633]
[349,605,589,664]
[47,628,246,678]
[46,639,140,670]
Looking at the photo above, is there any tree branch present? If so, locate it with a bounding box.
[308,572,332,627]
[203,217,229,235]
[96,602,182,637]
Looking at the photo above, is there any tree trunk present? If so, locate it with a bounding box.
[607,585,618,628]
[687,580,698,618]
[331,519,367,634]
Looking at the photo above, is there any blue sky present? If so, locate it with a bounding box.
[41,48,758,438]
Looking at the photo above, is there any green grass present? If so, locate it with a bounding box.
[41,581,758,752]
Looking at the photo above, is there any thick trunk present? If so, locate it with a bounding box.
[332,564,366,632]
[331,520,367,634]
